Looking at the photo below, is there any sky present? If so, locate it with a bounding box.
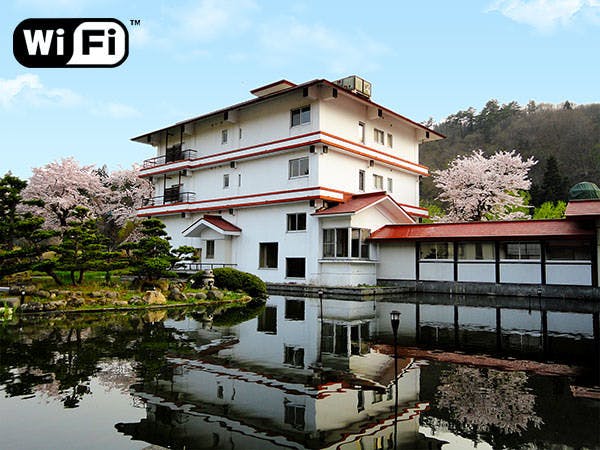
[1,0,599,179]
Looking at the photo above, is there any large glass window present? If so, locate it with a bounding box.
[501,242,541,260]
[546,240,592,261]
[289,157,309,178]
[285,299,305,321]
[259,242,278,268]
[287,213,307,231]
[458,242,495,260]
[291,105,310,126]
[420,242,453,260]
[284,404,305,430]
[323,228,370,259]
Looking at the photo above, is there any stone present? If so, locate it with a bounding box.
[194,292,207,300]
[19,302,44,313]
[105,291,119,299]
[113,300,129,307]
[89,291,105,298]
[206,289,224,301]
[66,297,85,308]
[154,279,170,292]
[129,296,144,306]
[36,290,51,298]
[142,290,167,305]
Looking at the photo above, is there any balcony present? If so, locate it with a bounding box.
[142,145,197,169]
[143,185,196,207]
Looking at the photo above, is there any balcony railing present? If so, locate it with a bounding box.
[143,187,196,207]
[142,148,197,169]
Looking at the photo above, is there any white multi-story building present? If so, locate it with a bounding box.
[133,76,443,286]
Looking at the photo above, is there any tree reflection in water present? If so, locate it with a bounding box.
[436,366,543,436]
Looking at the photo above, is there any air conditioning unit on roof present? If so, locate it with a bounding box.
[333,75,372,98]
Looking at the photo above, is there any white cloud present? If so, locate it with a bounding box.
[0,74,82,109]
[167,0,258,42]
[258,18,390,73]
[488,0,600,31]
[92,102,141,119]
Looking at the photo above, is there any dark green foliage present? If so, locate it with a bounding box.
[195,267,267,299]
[127,218,177,284]
[421,102,600,205]
[531,156,569,206]
[0,172,28,250]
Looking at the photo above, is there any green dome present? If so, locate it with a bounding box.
[568,182,600,200]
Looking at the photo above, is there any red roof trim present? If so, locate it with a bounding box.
[370,219,594,241]
[202,215,241,232]
[565,200,600,217]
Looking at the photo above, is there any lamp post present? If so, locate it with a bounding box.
[390,310,401,450]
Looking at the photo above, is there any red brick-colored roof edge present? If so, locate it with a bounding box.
[314,191,388,215]
[202,215,242,232]
[370,219,593,241]
[565,199,600,217]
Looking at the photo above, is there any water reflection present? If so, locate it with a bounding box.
[0,295,598,450]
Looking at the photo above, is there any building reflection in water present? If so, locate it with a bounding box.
[116,294,597,449]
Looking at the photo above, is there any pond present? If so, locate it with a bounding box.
[0,295,598,449]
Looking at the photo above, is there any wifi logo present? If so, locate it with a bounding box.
[13,18,129,68]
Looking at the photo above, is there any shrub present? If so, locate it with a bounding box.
[194,267,267,299]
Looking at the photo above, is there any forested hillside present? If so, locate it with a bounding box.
[420,100,600,206]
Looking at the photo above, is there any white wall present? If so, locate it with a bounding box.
[419,261,454,281]
[378,242,416,280]
[500,263,541,284]
[457,263,496,283]
[546,263,592,286]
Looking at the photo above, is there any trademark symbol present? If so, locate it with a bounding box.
[130,19,141,26]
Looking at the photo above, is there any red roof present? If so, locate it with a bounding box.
[565,200,600,218]
[370,219,594,241]
[202,215,241,232]
[314,191,388,215]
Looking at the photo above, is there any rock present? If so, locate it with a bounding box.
[143,310,167,323]
[43,302,57,311]
[105,291,119,299]
[49,293,56,299]
[19,302,44,313]
[66,297,85,308]
[50,300,66,309]
[89,291,104,298]
[113,300,129,307]
[206,289,224,301]
[142,290,167,305]
[168,288,187,302]
[129,296,144,306]
[194,292,207,300]
[36,290,51,298]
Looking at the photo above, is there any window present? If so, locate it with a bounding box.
[323,228,370,259]
[458,242,495,260]
[358,122,365,143]
[238,173,242,186]
[286,258,306,278]
[373,174,383,190]
[217,385,224,399]
[501,242,541,260]
[289,157,309,178]
[285,299,305,321]
[221,129,228,144]
[257,306,277,334]
[284,345,305,368]
[546,240,592,261]
[259,242,278,268]
[420,242,453,260]
[206,240,215,259]
[374,128,385,144]
[291,105,311,126]
[358,170,365,191]
[239,128,242,139]
[351,229,370,258]
[387,177,393,193]
[284,404,305,430]
[223,174,230,188]
[287,213,307,231]
[387,133,393,148]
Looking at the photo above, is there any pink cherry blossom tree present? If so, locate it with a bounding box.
[21,157,107,229]
[21,158,153,247]
[432,150,537,222]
